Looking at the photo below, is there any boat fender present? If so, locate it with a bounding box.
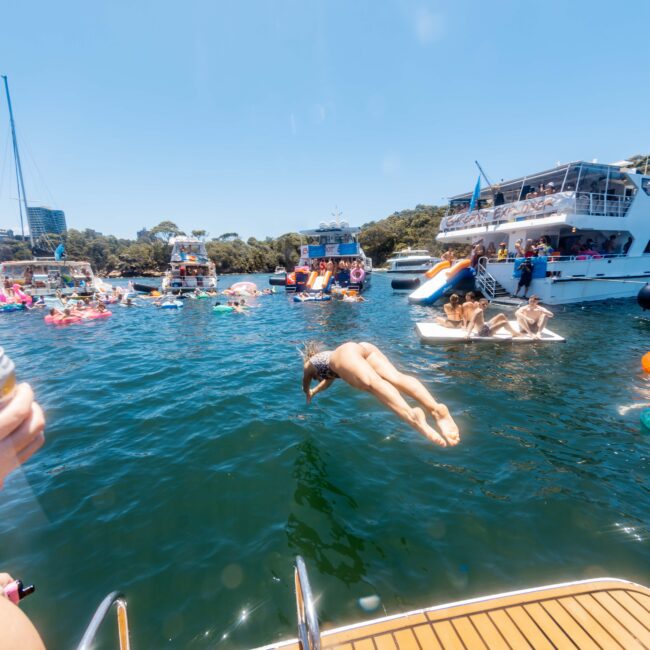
[642,352,650,373]
[391,277,420,290]
[638,284,650,311]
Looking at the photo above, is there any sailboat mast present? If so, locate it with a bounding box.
[2,76,32,247]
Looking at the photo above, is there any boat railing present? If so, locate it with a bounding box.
[76,591,130,650]
[441,192,633,232]
[294,556,321,650]
[475,257,497,299]
[485,252,631,265]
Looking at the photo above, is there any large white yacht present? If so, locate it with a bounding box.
[386,248,438,273]
[161,236,217,294]
[438,160,650,304]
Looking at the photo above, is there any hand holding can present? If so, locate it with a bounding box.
[0,348,45,488]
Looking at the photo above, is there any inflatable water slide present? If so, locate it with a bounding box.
[408,259,474,305]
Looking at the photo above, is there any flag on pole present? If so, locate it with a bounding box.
[468,175,481,212]
[54,243,65,261]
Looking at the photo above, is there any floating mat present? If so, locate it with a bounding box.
[416,320,565,343]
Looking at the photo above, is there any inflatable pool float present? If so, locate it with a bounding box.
[160,300,183,309]
[82,310,112,320]
[0,303,25,313]
[293,294,332,302]
[641,409,650,432]
[44,314,82,325]
[229,281,258,295]
[213,305,234,313]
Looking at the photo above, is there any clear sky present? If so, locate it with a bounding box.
[1,0,648,240]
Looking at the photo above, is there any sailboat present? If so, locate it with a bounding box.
[0,76,102,297]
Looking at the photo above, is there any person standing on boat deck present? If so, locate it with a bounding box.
[497,242,508,262]
[514,258,534,298]
[623,236,633,255]
[515,296,554,339]
[301,342,459,447]
[465,299,522,339]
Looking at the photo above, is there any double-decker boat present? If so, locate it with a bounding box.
[387,248,438,273]
[0,258,102,297]
[284,220,372,294]
[438,160,650,304]
[161,237,218,294]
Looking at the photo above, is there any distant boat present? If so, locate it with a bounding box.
[161,237,218,294]
[386,248,438,273]
[282,217,372,294]
[1,76,102,297]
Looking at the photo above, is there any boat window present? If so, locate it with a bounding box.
[642,178,650,196]
[577,165,608,194]
[645,240,650,254]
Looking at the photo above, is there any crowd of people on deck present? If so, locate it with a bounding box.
[461,232,634,270]
[306,258,367,284]
[447,181,565,216]
[436,291,554,339]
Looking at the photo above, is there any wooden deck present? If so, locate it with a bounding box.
[259,579,650,649]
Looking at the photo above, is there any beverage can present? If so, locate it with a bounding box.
[0,347,17,409]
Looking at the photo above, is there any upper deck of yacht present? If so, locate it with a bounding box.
[439,161,650,236]
[389,249,432,259]
[169,237,210,264]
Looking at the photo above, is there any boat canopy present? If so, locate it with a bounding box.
[449,161,638,209]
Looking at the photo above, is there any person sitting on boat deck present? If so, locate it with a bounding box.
[486,242,497,258]
[301,341,459,447]
[515,295,554,339]
[435,293,464,329]
[623,236,633,255]
[497,242,508,262]
[513,258,534,298]
[461,292,478,324]
[466,299,521,338]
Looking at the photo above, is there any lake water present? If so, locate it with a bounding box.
[0,273,649,648]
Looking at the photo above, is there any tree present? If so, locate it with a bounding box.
[216,232,240,241]
[150,221,185,243]
[191,229,208,239]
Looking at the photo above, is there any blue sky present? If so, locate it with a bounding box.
[1,0,648,240]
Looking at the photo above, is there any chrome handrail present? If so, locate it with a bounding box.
[77,591,130,650]
[294,556,321,650]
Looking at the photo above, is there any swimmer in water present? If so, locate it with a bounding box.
[301,342,459,447]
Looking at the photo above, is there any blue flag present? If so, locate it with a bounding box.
[54,243,65,261]
[468,175,481,212]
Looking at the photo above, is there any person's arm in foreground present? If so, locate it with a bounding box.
[0,383,45,488]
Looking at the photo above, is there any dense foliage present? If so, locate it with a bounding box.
[0,223,304,276]
[0,198,499,275]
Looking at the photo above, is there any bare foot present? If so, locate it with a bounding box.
[413,407,446,447]
[431,403,460,446]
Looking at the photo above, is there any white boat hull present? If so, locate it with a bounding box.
[484,256,650,305]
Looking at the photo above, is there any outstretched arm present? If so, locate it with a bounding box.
[465,312,478,335]
[302,364,314,399]
[308,378,334,403]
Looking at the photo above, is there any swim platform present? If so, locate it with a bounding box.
[416,320,565,343]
